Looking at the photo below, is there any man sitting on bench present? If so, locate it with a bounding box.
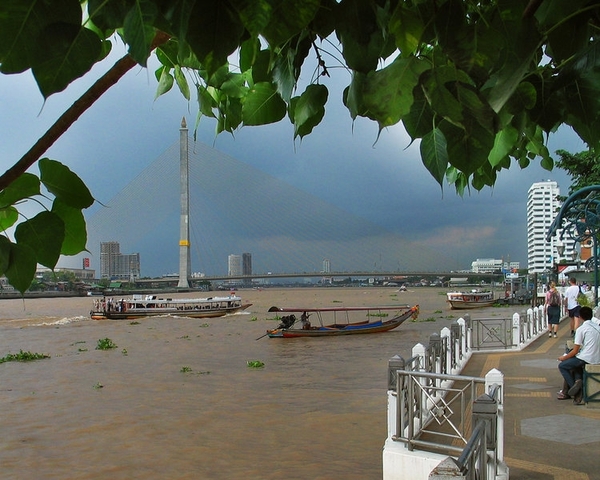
[557,306,600,404]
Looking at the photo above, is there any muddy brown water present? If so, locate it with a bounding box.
[0,287,517,479]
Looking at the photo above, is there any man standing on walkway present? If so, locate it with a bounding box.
[557,306,600,404]
[564,277,582,335]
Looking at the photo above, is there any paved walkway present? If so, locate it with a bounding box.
[460,322,600,480]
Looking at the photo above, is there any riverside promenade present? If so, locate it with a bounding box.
[460,321,600,480]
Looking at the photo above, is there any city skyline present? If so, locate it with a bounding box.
[0,44,586,277]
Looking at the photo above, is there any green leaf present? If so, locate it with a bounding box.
[52,199,87,256]
[403,87,435,140]
[359,56,429,129]
[123,0,157,68]
[197,84,217,118]
[0,236,10,276]
[389,3,424,56]
[291,84,328,139]
[0,0,82,74]
[261,0,320,47]
[155,67,174,99]
[0,173,40,208]
[174,65,190,100]
[489,126,518,167]
[39,159,94,209]
[15,211,65,269]
[32,25,103,98]
[421,66,467,127]
[186,1,245,75]
[0,207,19,231]
[420,128,448,187]
[5,242,37,294]
[241,82,286,126]
[336,0,385,72]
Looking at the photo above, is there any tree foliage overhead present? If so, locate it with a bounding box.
[2,0,600,291]
[555,150,600,197]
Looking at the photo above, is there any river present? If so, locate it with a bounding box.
[0,287,509,479]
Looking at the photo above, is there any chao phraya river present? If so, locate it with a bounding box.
[0,287,507,479]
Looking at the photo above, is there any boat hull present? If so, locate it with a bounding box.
[90,303,251,320]
[266,306,418,338]
[447,300,495,310]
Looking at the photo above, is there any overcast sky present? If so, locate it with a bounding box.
[0,41,586,275]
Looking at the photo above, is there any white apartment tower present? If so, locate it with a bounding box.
[527,181,575,274]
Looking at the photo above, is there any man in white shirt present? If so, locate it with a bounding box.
[564,277,582,335]
[557,306,600,404]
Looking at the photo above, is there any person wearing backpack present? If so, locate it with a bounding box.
[545,282,562,338]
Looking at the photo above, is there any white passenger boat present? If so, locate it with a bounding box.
[90,294,251,320]
[446,290,495,309]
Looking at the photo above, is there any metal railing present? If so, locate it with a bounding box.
[384,308,549,479]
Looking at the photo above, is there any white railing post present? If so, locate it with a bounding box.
[512,312,521,347]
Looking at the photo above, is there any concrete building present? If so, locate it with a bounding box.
[322,259,331,273]
[100,241,140,280]
[527,180,575,274]
[471,259,520,274]
[228,254,242,277]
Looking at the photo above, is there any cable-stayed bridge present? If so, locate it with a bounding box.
[86,140,457,278]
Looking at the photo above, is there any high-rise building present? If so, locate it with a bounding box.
[242,253,252,285]
[323,259,331,273]
[100,241,141,280]
[527,181,575,274]
[228,254,242,277]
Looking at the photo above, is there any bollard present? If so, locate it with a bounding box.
[472,393,498,449]
[387,354,405,390]
[429,332,441,355]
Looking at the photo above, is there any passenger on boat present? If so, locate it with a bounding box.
[301,312,311,330]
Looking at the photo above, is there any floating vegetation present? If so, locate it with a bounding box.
[411,317,436,323]
[199,323,210,328]
[247,360,265,369]
[180,366,211,375]
[368,312,389,317]
[95,338,117,350]
[249,316,258,322]
[129,321,140,325]
[78,347,88,352]
[434,310,442,314]
[0,350,50,363]
[93,382,104,389]
[121,349,128,356]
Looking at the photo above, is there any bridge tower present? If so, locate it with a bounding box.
[177,117,191,288]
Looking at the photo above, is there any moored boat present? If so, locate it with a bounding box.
[262,304,419,338]
[90,294,251,320]
[446,290,495,309]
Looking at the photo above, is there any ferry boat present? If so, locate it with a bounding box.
[446,290,495,309]
[90,294,251,320]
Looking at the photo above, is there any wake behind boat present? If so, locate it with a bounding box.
[90,294,251,320]
[446,290,495,309]
[262,304,419,338]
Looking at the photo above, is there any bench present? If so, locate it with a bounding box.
[584,364,600,407]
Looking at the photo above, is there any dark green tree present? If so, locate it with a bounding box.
[3,0,600,291]
[555,150,600,196]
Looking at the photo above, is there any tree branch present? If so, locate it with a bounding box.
[0,31,171,192]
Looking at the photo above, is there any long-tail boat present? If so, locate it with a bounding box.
[262,304,419,338]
